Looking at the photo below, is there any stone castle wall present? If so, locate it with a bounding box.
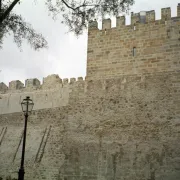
[87,5,180,80]
[0,72,180,180]
[0,4,180,180]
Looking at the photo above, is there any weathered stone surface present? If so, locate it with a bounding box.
[0,72,180,180]
[9,80,24,90]
[88,20,98,29]
[116,16,126,27]
[0,86,70,114]
[25,78,41,88]
[43,74,62,89]
[78,77,83,81]
[63,78,69,85]
[0,83,8,93]
[102,19,111,30]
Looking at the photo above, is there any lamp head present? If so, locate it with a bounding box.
[21,96,34,114]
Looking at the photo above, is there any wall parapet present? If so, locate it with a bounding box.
[88,4,180,30]
[0,72,179,115]
[0,74,86,94]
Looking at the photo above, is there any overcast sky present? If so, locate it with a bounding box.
[0,0,179,85]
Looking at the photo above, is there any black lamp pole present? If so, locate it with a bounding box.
[18,112,28,180]
[18,96,34,180]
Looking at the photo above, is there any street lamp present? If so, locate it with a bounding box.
[18,96,34,180]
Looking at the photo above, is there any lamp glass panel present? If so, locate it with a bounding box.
[21,98,34,112]
[28,102,34,112]
[21,101,27,112]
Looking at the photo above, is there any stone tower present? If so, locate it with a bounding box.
[87,5,180,79]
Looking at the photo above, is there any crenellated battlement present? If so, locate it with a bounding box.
[0,74,86,94]
[88,4,180,30]
[0,74,86,114]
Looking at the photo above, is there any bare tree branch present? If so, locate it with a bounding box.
[61,0,76,11]
[3,13,48,50]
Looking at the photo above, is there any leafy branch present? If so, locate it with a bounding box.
[0,0,134,50]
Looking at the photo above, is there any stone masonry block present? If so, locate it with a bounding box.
[0,82,8,92]
[146,10,155,23]
[70,78,76,84]
[161,7,171,21]
[25,78,41,88]
[116,16,125,27]
[102,19,111,30]
[63,78,69,85]
[43,74,62,87]
[78,77,83,81]
[9,80,24,90]
[88,20,98,29]
[131,12,140,25]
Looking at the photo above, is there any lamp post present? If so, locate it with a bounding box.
[18,96,34,180]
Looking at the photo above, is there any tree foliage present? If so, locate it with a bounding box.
[46,0,134,34]
[0,0,134,50]
[0,0,48,50]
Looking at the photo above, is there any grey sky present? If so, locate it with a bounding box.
[0,0,179,85]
